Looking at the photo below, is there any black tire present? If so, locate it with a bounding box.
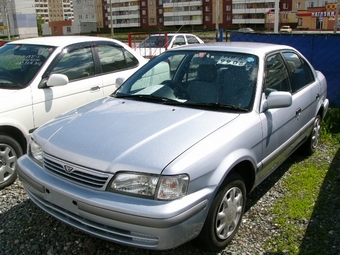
[195,173,246,252]
[0,135,23,189]
[299,115,321,156]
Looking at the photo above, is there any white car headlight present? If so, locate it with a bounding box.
[108,172,189,200]
[28,138,43,165]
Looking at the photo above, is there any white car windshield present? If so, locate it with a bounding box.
[115,50,259,112]
[0,44,55,89]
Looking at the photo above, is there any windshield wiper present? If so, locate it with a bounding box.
[114,94,181,104]
[183,102,249,112]
[0,83,20,89]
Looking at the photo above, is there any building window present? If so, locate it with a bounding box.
[159,9,163,14]
[205,6,210,12]
[67,27,71,33]
[142,1,146,6]
[226,5,231,11]
[142,18,147,23]
[283,3,288,9]
[226,14,231,20]
[205,15,210,21]
[54,26,58,32]
[159,0,162,5]
[159,17,163,23]
[142,9,146,15]
[150,0,154,6]
[296,2,301,8]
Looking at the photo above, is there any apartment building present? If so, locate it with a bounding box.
[35,0,73,22]
[103,0,296,31]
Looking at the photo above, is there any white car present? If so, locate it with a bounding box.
[280,26,292,33]
[0,36,147,189]
[134,33,204,58]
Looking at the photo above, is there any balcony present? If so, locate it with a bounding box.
[164,19,202,26]
[164,10,202,16]
[232,18,265,24]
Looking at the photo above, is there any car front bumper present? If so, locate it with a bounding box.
[17,155,215,250]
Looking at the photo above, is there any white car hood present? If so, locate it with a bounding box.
[37,97,239,174]
[0,89,18,101]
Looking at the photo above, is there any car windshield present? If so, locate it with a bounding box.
[138,35,174,48]
[114,50,258,112]
[0,44,55,89]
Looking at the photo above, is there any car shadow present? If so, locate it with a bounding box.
[298,147,340,255]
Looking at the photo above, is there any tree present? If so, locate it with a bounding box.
[37,16,44,36]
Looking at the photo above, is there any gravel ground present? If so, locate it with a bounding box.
[1,143,339,255]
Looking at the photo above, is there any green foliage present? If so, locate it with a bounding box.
[321,108,340,142]
[36,16,45,37]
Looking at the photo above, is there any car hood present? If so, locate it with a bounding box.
[0,89,18,99]
[37,97,239,174]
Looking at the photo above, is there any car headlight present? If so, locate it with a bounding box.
[107,172,189,200]
[28,138,43,166]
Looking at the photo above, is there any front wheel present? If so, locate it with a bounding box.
[0,135,23,189]
[195,173,246,252]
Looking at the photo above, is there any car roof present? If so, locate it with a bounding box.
[167,41,295,55]
[6,36,121,47]
[149,33,198,36]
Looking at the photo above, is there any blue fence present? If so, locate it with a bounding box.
[229,32,340,107]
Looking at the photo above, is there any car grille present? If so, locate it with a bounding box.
[43,154,110,189]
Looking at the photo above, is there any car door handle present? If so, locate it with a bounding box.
[316,93,320,99]
[296,108,301,115]
[90,86,100,92]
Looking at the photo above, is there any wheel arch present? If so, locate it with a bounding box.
[223,160,256,195]
[0,125,28,154]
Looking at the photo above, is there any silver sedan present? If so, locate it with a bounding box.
[17,42,329,251]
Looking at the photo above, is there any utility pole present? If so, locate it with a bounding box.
[0,0,11,40]
[215,0,219,31]
[334,2,339,33]
[109,0,113,37]
[274,0,279,33]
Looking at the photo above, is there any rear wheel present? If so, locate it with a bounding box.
[0,135,23,189]
[195,173,246,251]
[300,115,321,156]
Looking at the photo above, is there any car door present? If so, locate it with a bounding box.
[31,43,104,129]
[95,43,142,96]
[282,51,320,131]
[258,52,304,181]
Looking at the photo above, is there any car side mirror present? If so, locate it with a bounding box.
[261,91,292,111]
[46,73,69,87]
[115,77,125,88]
